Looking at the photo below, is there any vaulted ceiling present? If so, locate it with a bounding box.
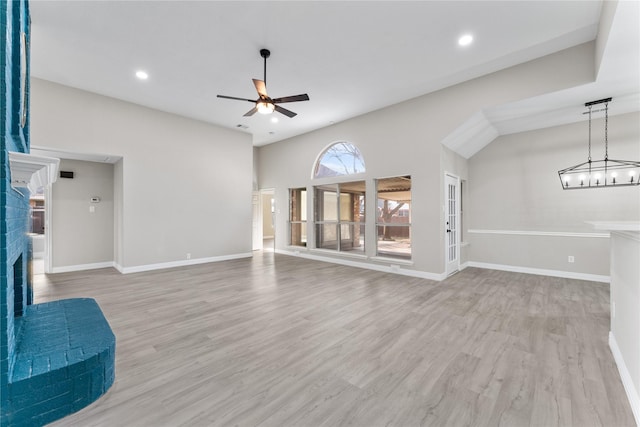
[29,1,639,155]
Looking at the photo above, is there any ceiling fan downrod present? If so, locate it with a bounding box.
[260,49,270,86]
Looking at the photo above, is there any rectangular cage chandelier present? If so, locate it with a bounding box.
[558,97,640,189]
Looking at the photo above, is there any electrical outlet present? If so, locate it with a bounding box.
[186,253,191,260]
[568,256,575,263]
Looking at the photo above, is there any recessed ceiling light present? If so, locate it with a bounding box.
[135,70,149,80]
[271,117,279,123]
[458,34,473,47]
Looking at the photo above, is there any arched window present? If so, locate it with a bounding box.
[314,142,365,178]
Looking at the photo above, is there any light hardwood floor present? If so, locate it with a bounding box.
[36,253,635,427]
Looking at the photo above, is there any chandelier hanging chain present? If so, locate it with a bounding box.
[604,101,609,161]
[587,105,592,162]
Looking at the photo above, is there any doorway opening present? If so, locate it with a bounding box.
[252,189,275,252]
[29,187,46,275]
[261,190,275,252]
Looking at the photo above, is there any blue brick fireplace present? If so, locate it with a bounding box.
[2,1,115,425]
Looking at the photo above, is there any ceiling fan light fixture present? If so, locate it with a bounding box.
[257,101,275,114]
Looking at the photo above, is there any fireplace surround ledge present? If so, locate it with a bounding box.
[2,298,115,427]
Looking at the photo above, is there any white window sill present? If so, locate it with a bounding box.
[310,248,368,260]
[369,256,414,266]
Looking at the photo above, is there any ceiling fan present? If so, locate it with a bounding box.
[217,49,310,118]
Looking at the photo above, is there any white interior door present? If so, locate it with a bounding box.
[445,174,460,276]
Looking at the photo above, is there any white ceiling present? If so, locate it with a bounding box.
[29,1,639,152]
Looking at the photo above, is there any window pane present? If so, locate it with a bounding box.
[340,193,352,221]
[316,223,338,249]
[376,225,411,258]
[290,188,306,222]
[290,222,307,246]
[377,176,411,259]
[314,142,366,178]
[339,223,365,254]
[315,185,338,222]
[289,188,307,247]
[324,192,338,220]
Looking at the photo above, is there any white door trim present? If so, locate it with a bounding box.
[252,191,262,251]
[444,173,460,276]
[44,184,53,274]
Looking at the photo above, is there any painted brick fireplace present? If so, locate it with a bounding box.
[2,1,116,425]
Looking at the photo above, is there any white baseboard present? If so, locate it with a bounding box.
[276,249,447,282]
[610,331,640,426]
[466,261,610,283]
[118,252,253,274]
[51,261,115,274]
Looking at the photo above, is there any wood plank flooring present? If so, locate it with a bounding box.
[34,253,635,426]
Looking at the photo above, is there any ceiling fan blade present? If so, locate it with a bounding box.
[253,79,268,98]
[243,106,258,117]
[272,94,310,103]
[217,95,255,102]
[274,105,297,118]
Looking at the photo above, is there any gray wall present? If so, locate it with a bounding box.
[31,79,253,270]
[258,42,595,277]
[467,112,640,277]
[52,159,114,268]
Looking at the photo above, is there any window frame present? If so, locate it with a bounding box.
[314,181,366,254]
[313,141,366,179]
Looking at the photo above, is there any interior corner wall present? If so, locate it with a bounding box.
[30,78,253,270]
[252,146,259,192]
[113,158,124,268]
[467,112,640,277]
[51,159,114,269]
[258,42,596,277]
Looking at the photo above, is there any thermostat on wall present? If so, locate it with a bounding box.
[90,197,101,203]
